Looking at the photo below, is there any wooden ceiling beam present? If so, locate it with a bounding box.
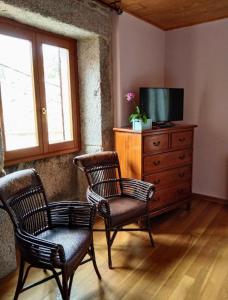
[100,0,228,30]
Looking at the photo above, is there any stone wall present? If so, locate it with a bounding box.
[0,0,114,277]
[0,209,16,278]
[0,0,114,201]
[0,0,112,39]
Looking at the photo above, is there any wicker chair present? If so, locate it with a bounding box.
[0,169,101,300]
[73,151,155,268]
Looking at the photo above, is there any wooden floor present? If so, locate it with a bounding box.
[1,198,228,300]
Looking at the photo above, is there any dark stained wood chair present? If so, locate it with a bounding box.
[0,169,101,300]
[73,151,155,268]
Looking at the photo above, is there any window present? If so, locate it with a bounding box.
[0,18,80,165]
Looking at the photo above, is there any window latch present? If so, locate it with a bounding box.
[42,107,47,115]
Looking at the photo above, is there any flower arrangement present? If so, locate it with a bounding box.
[125,92,148,124]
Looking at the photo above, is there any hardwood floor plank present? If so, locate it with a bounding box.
[154,203,224,300]
[184,206,228,300]
[0,199,228,300]
[121,201,221,300]
[216,270,228,299]
[169,275,195,300]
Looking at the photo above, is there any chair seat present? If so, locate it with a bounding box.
[37,227,91,271]
[107,197,147,227]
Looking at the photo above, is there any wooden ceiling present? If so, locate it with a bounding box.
[100,0,228,30]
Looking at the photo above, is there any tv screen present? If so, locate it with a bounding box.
[140,88,184,123]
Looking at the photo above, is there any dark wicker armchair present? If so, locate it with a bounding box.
[73,151,155,268]
[0,169,101,300]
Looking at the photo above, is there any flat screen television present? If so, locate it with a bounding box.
[140,87,184,127]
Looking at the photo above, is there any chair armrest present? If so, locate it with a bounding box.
[49,201,96,229]
[15,229,65,267]
[87,188,111,218]
[121,178,155,202]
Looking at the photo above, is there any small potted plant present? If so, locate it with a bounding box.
[126,92,152,131]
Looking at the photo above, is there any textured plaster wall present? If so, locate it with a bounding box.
[0,0,113,277]
[165,19,228,200]
[112,12,165,127]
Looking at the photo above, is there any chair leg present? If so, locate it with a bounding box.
[68,272,75,298]
[14,258,25,300]
[147,216,155,247]
[105,221,113,269]
[110,229,118,246]
[62,271,69,300]
[90,241,101,280]
[52,268,64,297]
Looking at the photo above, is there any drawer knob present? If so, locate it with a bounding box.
[153,160,161,166]
[153,141,161,146]
[179,154,186,160]
[154,179,161,185]
[178,172,185,178]
[177,188,184,194]
[179,137,186,142]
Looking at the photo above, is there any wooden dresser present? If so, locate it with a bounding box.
[113,124,197,217]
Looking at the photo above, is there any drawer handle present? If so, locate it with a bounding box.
[179,137,186,142]
[153,160,161,166]
[153,141,161,147]
[179,154,186,160]
[154,179,161,185]
[177,188,184,194]
[154,196,160,202]
[178,172,185,178]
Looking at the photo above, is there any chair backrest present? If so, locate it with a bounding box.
[74,151,122,198]
[0,169,50,235]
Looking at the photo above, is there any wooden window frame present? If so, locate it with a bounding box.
[0,17,81,166]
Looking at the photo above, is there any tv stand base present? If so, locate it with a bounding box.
[154,122,175,128]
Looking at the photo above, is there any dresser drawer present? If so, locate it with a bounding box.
[149,183,191,211]
[143,134,169,153]
[144,149,192,174]
[171,130,193,148]
[144,166,192,190]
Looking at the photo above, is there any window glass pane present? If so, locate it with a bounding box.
[42,44,73,144]
[0,34,38,151]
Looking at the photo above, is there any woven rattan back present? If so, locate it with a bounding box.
[0,169,50,235]
[74,151,122,198]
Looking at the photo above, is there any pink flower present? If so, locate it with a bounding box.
[125,92,136,102]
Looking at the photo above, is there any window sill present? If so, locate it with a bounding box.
[4,147,81,167]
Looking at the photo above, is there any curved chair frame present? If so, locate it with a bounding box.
[0,169,101,300]
[74,151,155,268]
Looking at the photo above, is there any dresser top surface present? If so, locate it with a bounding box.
[113,123,197,135]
